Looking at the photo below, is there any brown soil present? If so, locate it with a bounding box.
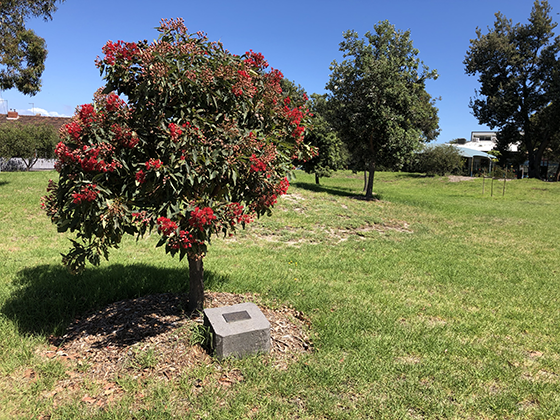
[447,175,475,182]
[39,292,312,408]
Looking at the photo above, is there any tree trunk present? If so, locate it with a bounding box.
[188,255,204,312]
[365,161,376,200]
[527,150,540,179]
[315,172,320,185]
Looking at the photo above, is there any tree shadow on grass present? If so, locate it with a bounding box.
[1,263,230,338]
[294,181,384,201]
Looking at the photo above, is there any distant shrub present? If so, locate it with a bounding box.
[416,144,463,176]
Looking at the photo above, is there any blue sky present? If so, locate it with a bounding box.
[1,0,557,143]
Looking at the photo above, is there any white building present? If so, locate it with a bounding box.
[462,131,519,153]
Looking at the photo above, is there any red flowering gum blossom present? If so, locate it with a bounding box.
[243,50,268,70]
[276,177,290,195]
[101,40,139,66]
[105,93,125,112]
[249,154,267,172]
[169,230,198,250]
[65,122,82,140]
[188,207,217,231]
[72,184,98,204]
[225,202,254,226]
[145,158,163,171]
[168,123,183,141]
[78,104,96,126]
[157,216,178,236]
[135,170,146,184]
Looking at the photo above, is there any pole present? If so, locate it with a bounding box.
[502,167,506,197]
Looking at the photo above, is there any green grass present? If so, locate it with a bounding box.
[1,170,560,418]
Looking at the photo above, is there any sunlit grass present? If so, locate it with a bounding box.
[1,170,560,418]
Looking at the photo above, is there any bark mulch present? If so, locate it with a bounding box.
[44,291,312,381]
[36,292,312,409]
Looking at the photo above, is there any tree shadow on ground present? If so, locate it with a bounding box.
[1,263,230,338]
[294,181,383,200]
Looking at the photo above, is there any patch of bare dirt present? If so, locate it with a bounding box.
[39,292,312,408]
[448,176,475,182]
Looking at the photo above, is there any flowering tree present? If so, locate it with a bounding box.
[42,19,314,311]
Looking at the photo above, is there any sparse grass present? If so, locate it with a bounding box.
[1,169,560,418]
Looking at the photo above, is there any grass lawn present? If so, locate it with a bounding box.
[1,169,560,419]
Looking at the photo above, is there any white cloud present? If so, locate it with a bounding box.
[16,107,71,117]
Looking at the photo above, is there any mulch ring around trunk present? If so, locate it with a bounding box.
[36,292,312,408]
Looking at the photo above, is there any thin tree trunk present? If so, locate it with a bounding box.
[315,172,320,185]
[363,171,367,192]
[365,161,375,200]
[528,150,539,179]
[188,255,204,312]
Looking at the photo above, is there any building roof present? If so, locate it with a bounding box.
[454,145,496,159]
[0,112,72,131]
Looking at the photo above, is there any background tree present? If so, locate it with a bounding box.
[0,122,58,170]
[464,0,560,179]
[296,93,347,184]
[327,20,439,199]
[0,0,64,95]
[42,19,314,311]
[416,144,464,176]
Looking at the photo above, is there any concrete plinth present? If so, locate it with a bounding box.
[203,302,270,359]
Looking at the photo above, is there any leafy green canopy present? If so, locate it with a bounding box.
[416,144,464,177]
[0,0,63,95]
[296,94,347,184]
[0,122,58,170]
[327,20,439,199]
[43,19,314,275]
[464,0,560,179]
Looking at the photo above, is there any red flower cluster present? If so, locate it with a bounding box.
[65,122,82,140]
[146,158,163,170]
[72,184,98,204]
[55,142,121,173]
[284,105,307,141]
[156,216,178,236]
[168,230,200,250]
[188,207,217,230]
[276,177,289,195]
[111,124,138,148]
[243,50,268,69]
[101,40,139,66]
[135,170,146,184]
[249,154,267,172]
[260,194,278,208]
[78,104,96,126]
[106,93,125,112]
[168,123,183,141]
[225,202,254,226]
[232,70,256,98]
[131,211,151,226]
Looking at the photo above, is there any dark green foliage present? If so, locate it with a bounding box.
[415,144,464,176]
[0,0,63,95]
[0,122,58,170]
[464,0,560,179]
[297,94,347,184]
[327,20,439,199]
